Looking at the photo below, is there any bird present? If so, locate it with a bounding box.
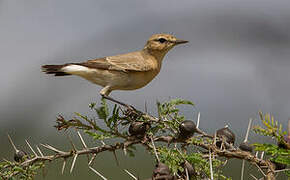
[42,33,188,108]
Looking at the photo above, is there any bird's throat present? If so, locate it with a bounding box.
[142,48,168,63]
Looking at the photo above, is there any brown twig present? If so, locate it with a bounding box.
[2,104,280,180]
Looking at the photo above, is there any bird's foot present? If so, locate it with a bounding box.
[101,95,137,112]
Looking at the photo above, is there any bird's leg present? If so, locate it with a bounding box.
[101,94,136,111]
[100,86,137,111]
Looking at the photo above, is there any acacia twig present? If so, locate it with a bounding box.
[2,103,280,180]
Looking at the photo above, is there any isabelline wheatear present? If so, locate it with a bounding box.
[42,34,188,107]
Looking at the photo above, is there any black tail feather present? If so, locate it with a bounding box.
[41,65,71,76]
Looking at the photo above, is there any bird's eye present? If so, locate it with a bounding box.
[158,38,167,43]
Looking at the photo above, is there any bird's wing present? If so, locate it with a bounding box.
[77,52,153,72]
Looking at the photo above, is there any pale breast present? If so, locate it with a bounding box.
[111,69,160,90]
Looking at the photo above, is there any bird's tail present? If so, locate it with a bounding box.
[41,64,71,76]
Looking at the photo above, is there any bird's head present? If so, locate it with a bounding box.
[144,34,188,56]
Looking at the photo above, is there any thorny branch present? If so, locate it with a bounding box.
[1,99,289,180]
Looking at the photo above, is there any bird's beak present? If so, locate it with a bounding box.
[174,39,189,45]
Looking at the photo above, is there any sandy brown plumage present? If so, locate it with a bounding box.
[42,34,188,99]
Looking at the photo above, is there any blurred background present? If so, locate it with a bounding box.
[0,0,289,179]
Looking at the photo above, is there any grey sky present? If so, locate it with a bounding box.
[1,0,290,132]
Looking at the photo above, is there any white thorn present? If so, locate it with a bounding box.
[260,151,264,159]
[124,169,138,180]
[62,159,66,174]
[209,149,213,180]
[70,154,78,173]
[213,131,217,145]
[244,118,253,142]
[77,131,87,149]
[255,151,259,157]
[223,160,228,166]
[274,168,290,173]
[150,137,160,163]
[36,146,44,157]
[7,134,18,152]
[240,160,245,180]
[196,112,201,129]
[88,154,96,166]
[101,140,106,146]
[173,172,178,178]
[25,140,38,157]
[254,163,266,177]
[40,143,65,154]
[123,147,127,156]
[185,167,189,180]
[89,166,108,180]
[249,174,259,180]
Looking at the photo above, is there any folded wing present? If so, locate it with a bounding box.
[78,51,153,72]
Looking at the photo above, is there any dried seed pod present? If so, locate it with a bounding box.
[128,121,150,137]
[239,142,253,152]
[152,163,175,180]
[178,120,197,139]
[216,126,235,145]
[14,150,27,162]
[182,160,196,178]
[153,163,171,176]
[271,160,287,170]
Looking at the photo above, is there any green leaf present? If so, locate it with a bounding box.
[107,104,119,128]
[84,130,113,140]
[74,112,88,121]
[95,99,109,120]
[168,98,195,106]
[89,102,96,109]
